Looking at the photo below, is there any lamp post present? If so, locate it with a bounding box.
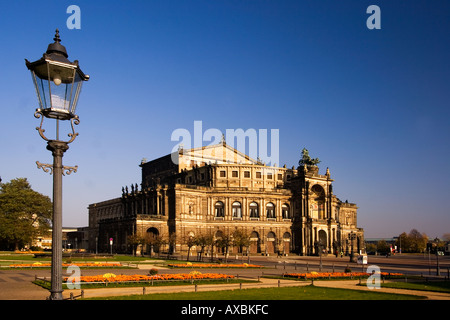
[25,29,89,300]
[349,232,357,262]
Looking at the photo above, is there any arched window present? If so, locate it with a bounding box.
[311,185,325,219]
[266,202,275,218]
[146,227,161,254]
[250,231,260,240]
[318,230,327,248]
[146,227,159,239]
[267,231,276,240]
[232,201,242,218]
[282,204,290,219]
[249,202,259,218]
[215,230,224,240]
[215,201,224,217]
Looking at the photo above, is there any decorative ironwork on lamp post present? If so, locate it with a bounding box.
[25,29,89,300]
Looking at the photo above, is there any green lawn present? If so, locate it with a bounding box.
[0,252,168,267]
[0,252,252,268]
[34,278,256,290]
[87,285,425,300]
[381,281,450,293]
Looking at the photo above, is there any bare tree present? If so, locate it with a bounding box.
[127,234,144,256]
[232,229,251,256]
[194,231,214,262]
[215,233,233,263]
[183,234,196,261]
[144,232,169,257]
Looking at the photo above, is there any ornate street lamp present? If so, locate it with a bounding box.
[25,29,89,300]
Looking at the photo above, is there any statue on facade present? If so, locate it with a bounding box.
[299,148,321,167]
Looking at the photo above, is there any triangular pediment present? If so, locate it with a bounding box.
[178,142,258,170]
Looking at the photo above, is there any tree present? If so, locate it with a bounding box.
[431,237,446,253]
[183,234,196,261]
[215,233,233,263]
[194,231,214,261]
[395,229,428,253]
[0,178,52,250]
[397,232,410,253]
[408,229,427,253]
[232,229,251,255]
[127,234,144,256]
[144,232,168,257]
[376,240,390,254]
[365,242,376,254]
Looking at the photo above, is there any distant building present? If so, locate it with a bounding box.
[31,227,88,252]
[31,233,52,250]
[88,142,364,256]
[365,238,397,244]
[65,227,89,252]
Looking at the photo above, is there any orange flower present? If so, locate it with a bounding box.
[283,271,403,279]
[63,273,235,283]
[168,263,262,268]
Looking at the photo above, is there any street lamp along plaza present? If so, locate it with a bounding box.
[25,29,89,300]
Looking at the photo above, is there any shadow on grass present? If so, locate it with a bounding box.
[85,285,426,300]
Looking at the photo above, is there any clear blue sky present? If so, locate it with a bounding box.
[0,1,449,238]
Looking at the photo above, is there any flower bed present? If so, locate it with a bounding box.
[168,262,262,268]
[9,262,122,268]
[64,271,235,284]
[14,250,45,254]
[283,271,404,280]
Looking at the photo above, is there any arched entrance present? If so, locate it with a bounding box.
[318,230,327,255]
[249,231,260,254]
[147,227,159,237]
[146,227,160,254]
[283,232,291,254]
[266,231,276,254]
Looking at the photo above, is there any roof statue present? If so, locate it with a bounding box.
[299,148,321,167]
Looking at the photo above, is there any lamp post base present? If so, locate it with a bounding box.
[49,291,63,300]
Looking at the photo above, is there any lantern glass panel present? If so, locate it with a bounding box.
[30,71,48,110]
[70,72,83,115]
[47,62,76,119]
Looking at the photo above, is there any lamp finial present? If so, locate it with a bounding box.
[53,29,61,43]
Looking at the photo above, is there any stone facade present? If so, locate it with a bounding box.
[88,142,364,256]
